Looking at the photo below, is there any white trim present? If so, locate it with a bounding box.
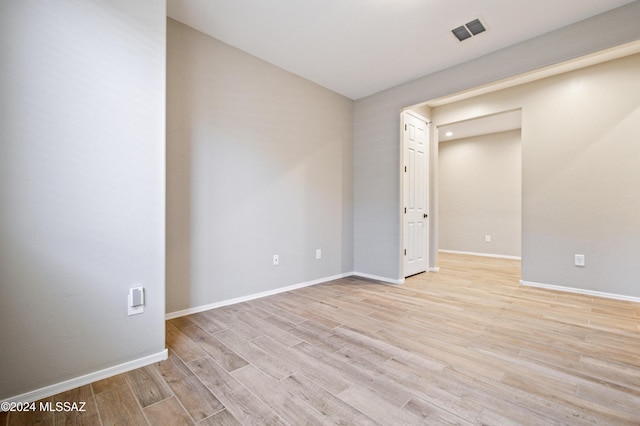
[2,349,168,405]
[520,280,640,304]
[429,267,440,272]
[165,273,353,320]
[353,272,404,285]
[439,249,521,260]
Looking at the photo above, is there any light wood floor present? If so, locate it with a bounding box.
[3,252,640,425]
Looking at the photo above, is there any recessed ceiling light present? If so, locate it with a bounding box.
[445,131,453,137]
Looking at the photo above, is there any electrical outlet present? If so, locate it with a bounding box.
[316,249,322,260]
[128,287,145,316]
[273,254,279,266]
[574,254,585,267]
[485,235,491,242]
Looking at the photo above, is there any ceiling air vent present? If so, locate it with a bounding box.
[452,18,487,42]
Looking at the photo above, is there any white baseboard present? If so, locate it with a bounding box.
[2,349,168,405]
[166,272,353,320]
[439,249,521,260]
[166,267,443,320]
[520,280,640,303]
[353,272,404,285]
[429,267,440,272]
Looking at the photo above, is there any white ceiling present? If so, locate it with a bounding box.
[438,110,521,142]
[167,0,636,100]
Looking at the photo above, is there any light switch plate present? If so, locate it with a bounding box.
[128,287,145,316]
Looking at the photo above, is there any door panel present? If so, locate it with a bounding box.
[403,111,429,277]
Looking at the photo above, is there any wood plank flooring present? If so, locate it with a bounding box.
[4,252,640,425]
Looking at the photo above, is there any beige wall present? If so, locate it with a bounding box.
[166,19,354,314]
[0,0,166,400]
[438,130,522,257]
[432,53,640,295]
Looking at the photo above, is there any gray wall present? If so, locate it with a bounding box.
[0,0,166,399]
[433,54,640,296]
[438,130,522,257]
[435,54,640,295]
[354,1,640,282]
[166,20,354,314]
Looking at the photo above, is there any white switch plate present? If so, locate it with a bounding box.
[485,235,491,242]
[128,287,145,316]
[273,254,279,266]
[316,249,322,259]
[574,254,585,267]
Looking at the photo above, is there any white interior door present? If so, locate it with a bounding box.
[403,111,429,277]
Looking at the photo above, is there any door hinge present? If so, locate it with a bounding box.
[404,166,407,172]
[404,249,407,255]
[404,124,407,131]
[404,207,406,214]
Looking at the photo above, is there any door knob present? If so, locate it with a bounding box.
[423,213,428,218]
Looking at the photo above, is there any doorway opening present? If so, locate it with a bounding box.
[400,106,523,278]
[437,110,522,260]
